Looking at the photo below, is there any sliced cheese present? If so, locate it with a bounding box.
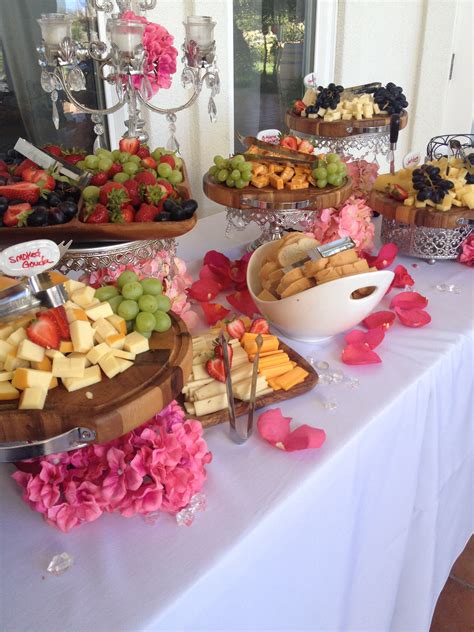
[273,366,309,391]
[62,365,102,392]
[0,382,20,400]
[12,368,54,391]
[232,376,268,401]
[260,362,296,379]
[18,387,47,410]
[16,339,46,363]
[194,393,228,416]
[123,332,149,355]
[92,318,117,339]
[0,324,14,341]
[194,364,253,401]
[70,320,94,353]
[52,356,86,379]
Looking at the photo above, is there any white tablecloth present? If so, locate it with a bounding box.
[1,214,473,632]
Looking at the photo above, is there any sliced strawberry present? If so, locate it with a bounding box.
[159,154,176,169]
[30,170,55,190]
[135,171,157,187]
[226,318,246,340]
[90,172,109,186]
[214,342,233,367]
[85,203,109,223]
[205,357,226,383]
[13,159,38,177]
[107,162,123,178]
[249,318,270,334]
[141,156,157,169]
[22,166,41,182]
[41,307,70,340]
[3,203,32,227]
[293,99,306,114]
[135,203,159,222]
[43,144,63,157]
[119,138,140,155]
[137,146,150,159]
[124,179,141,206]
[0,160,9,172]
[0,182,40,203]
[297,139,314,154]
[156,178,174,196]
[280,135,298,150]
[63,153,86,165]
[27,317,60,350]
[386,183,409,201]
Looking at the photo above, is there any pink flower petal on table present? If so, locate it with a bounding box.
[284,425,326,451]
[226,290,260,318]
[345,325,385,349]
[342,343,382,365]
[390,291,428,311]
[361,243,398,269]
[200,302,230,325]
[257,409,326,452]
[200,263,234,291]
[391,264,415,289]
[395,307,431,328]
[362,310,396,330]
[187,278,221,302]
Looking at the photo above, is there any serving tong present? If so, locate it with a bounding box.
[282,236,356,274]
[236,132,318,164]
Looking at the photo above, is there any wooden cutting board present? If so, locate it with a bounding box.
[286,110,408,139]
[0,313,192,444]
[186,341,318,429]
[203,173,352,210]
[369,190,474,229]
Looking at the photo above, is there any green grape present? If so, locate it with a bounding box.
[140,278,163,295]
[76,160,86,170]
[118,299,139,320]
[152,149,163,162]
[123,162,139,176]
[235,178,248,189]
[217,169,229,182]
[95,285,119,301]
[333,175,343,187]
[107,295,124,313]
[240,161,252,171]
[326,153,340,164]
[119,152,131,164]
[336,162,347,174]
[209,165,218,177]
[313,167,327,179]
[168,170,183,185]
[135,327,152,339]
[317,159,327,168]
[129,155,141,164]
[316,178,328,188]
[121,281,144,300]
[117,270,139,287]
[96,148,112,158]
[327,173,338,185]
[230,155,245,169]
[113,172,130,183]
[138,294,158,313]
[326,163,338,175]
[241,168,252,180]
[112,149,121,160]
[157,163,172,178]
[98,157,113,172]
[135,311,156,332]
[231,169,241,180]
[174,156,183,169]
[214,155,226,169]
[85,155,99,170]
[82,185,100,202]
[153,310,172,333]
[154,294,171,312]
[226,177,235,187]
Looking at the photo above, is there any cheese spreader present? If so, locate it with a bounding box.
[282,236,356,274]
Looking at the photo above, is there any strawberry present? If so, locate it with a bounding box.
[156,178,174,197]
[135,171,157,187]
[30,170,55,190]
[14,159,38,177]
[43,144,63,157]
[99,182,129,208]
[280,135,298,151]
[3,203,32,227]
[159,154,176,169]
[249,318,270,334]
[27,317,60,350]
[386,183,409,201]
[124,179,141,206]
[297,139,314,154]
[90,172,109,186]
[214,342,233,367]
[112,203,135,223]
[205,357,226,383]
[41,306,70,340]
[137,146,150,159]
[0,182,40,203]
[0,160,8,172]
[226,318,246,340]
[85,203,109,223]
[145,183,165,205]
[22,166,41,182]
[141,156,157,170]
[119,138,140,155]
[135,203,159,222]
[293,99,306,114]
[107,162,123,178]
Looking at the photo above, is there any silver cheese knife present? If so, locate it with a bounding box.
[282,237,356,274]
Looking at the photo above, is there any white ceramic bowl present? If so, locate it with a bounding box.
[247,241,394,342]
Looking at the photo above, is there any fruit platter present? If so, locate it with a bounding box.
[0,139,198,243]
[286,82,408,138]
[0,269,192,445]
[181,317,318,428]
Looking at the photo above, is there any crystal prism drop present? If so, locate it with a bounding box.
[68,66,86,91]
[41,70,53,93]
[47,552,73,575]
[176,508,194,526]
[208,96,217,123]
[139,75,153,101]
[167,133,180,153]
[51,97,60,130]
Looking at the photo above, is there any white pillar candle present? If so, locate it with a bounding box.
[38,15,72,46]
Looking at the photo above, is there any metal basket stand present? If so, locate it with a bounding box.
[287,129,391,163]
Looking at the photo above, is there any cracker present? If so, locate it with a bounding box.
[280,277,315,298]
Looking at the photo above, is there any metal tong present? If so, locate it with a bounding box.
[387,114,400,174]
[220,331,263,444]
[282,236,356,274]
[236,132,318,163]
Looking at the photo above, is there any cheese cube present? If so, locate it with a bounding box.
[45,349,65,360]
[86,343,111,365]
[317,107,326,117]
[330,111,341,121]
[342,112,353,120]
[70,320,94,353]
[105,333,125,349]
[19,387,47,410]
[83,299,101,310]
[98,353,122,379]
[62,365,102,392]
[59,341,74,354]
[0,324,14,341]
[92,318,117,339]
[68,352,91,368]
[4,352,29,372]
[0,340,14,362]
[31,356,52,371]
[0,382,20,400]
[373,103,381,114]
[110,348,135,361]
[123,332,149,355]
[70,286,96,308]
[64,279,85,297]
[49,377,59,390]
[66,306,89,323]
[52,356,86,379]
[85,302,113,322]
[17,339,45,363]
[0,371,14,382]
[462,191,474,209]
[116,357,133,373]
[12,368,53,391]
[107,315,127,336]
[6,327,27,347]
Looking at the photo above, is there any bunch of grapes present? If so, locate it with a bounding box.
[311,153,347,188]
[315,83,344,110]
[208,155,253,189]
[373,82,408,115]
[94,271,172,338]
[412,165,454,203]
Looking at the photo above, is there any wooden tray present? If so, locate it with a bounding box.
[369,190,474,229]
[285,110,408,139]
[0,313,192,444]
[0,167,197,244]
[186,340,318,429]
[203,173,352,210]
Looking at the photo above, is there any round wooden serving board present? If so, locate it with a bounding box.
[0,314,192,445]
[285,110,408,139]
[369,190,474,229]
[203,173,352,210]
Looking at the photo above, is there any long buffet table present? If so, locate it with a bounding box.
[1,213,473,632]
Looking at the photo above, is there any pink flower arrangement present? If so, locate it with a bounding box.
[458,234,474,266]
[122,11,178,95]
[309,195,375,252]
[13,402,212,533]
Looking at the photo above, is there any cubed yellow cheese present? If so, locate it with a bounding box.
[49,376,59,390]
[70,286,96,308]
[17,339,45,363]
[19,387,47,410]
[6,327,27,347]
[116,357,133,373]
[62,365,102,392]
[461,191,474,209]
[105,333,125,349]
[59,341,74,354]
[3,351,29,372]
[98,353,122,379]
[68,352,91,368]
[45,349,65,360]
[31,356,52,371]
[107,315,127,336]
[64,279,85,297]
[86,343,111,365]
[85,302,113,322]
[70,320,94,353]
[0,340,14,362]
[110,348,135,361]
[0,382,20,400]
[12,368,53,390]
[0,324,14,341]
[52,356,86,379]
[123,332,149,355]
[0,371,14,382]
[92,318,117,339]
[66,306,89,323]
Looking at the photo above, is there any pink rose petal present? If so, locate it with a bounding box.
[361,243,398,269]
[200,301,231,325]
[257,409,326,452]
[345,325,385,349]
[362,310,396,330]
[284,425,326,451]
[395,307,431,328]
[390,291,428,311]
[341,343,382,365]
[226,290,260,318]
[187,278,221,302]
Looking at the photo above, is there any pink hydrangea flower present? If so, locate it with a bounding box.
[459,234,474,266]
